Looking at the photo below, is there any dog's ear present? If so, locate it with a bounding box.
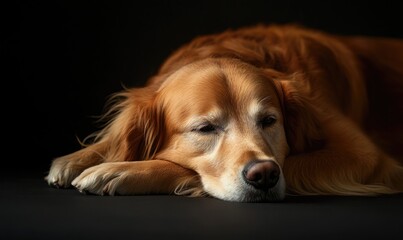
[90,86,165,161]
[272,78,324,154]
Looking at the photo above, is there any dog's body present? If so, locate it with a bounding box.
[46,24,403,202]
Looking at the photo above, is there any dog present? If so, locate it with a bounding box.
[46,24,403,202]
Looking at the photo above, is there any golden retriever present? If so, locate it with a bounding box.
[46,24,403,202]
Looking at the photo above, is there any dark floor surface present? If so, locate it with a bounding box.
[1,170,403,240]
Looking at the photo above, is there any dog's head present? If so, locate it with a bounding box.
[105,58,322,202]
[155,58,289,202]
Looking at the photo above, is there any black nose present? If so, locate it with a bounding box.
[242,160,280,190]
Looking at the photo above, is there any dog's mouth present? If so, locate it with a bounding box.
[175,159,286,202]
[210,175,286,202]
[240,173,286,202]
[198,162,286,202]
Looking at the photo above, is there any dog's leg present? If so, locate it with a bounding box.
[45,142,107,188]
[71,160,202,196]
[283,115,403,196]
[284,149,403,196]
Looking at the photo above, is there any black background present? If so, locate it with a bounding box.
[2,2,403,239]
[4,0,403,173]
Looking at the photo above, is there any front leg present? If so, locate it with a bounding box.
[71,160,202,196]
[45,143,106,188]
[284,149,403,195]
[283,116,403,196]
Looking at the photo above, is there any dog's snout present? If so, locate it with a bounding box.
[242,160,280,190]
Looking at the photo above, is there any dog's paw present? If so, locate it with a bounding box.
[45,156,85,188]
[71,163,129,196]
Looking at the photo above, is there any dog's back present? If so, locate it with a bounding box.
[341,37,403,161]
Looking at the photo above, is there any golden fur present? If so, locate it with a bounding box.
[46,24,403,202]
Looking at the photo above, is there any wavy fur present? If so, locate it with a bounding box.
[46,24,403,200]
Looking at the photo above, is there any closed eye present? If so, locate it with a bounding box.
[258,115,277,128]
[192,123,218,134]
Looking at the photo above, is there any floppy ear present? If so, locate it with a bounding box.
[91,86,165,162]
[272,79,324,154]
